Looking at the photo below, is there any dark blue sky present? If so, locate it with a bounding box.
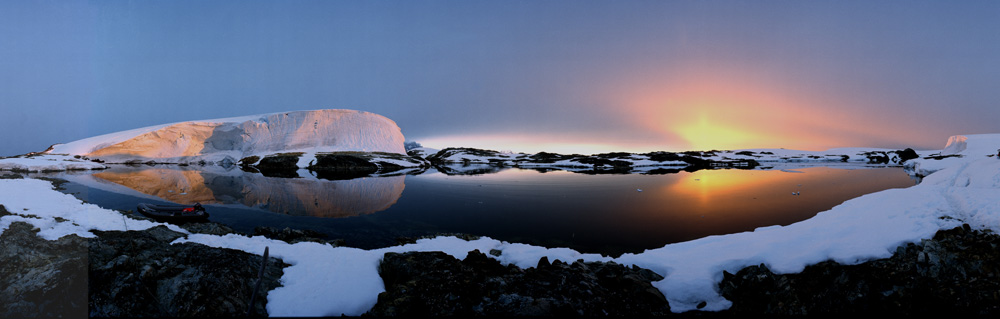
[3,1,999,156]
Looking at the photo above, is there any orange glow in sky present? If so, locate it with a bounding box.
[614,63,901,152]
[422,63,920,154]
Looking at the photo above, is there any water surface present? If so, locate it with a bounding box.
[46,164,917,256]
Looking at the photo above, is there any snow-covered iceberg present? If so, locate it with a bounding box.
[46,109,408,166]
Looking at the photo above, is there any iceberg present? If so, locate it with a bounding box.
[46,109,407,166]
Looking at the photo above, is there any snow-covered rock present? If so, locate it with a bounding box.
[904,134,1000,177]
[418,146,918,175]
[0,154,107,172]
[46,109,407,166]
[405,147,440,160]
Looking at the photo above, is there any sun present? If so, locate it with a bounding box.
[673,109,769,151]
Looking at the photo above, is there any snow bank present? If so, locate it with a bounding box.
[0,154,107,172]
[905,134,1000,177]
[0,179,186,239]
[4,134,1000,316]
[47,109,407,165]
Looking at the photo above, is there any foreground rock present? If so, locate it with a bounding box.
[0,220,88,318]
[720,225,1000,315]
[89,225,287,317]
[368,250,670,317]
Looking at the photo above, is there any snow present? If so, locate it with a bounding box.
[46,109,407,165]
[942,135,968,154]
[0,154,107,172]
[3,134,1000,316]
[0,179,187,240]
[406,147,440,159]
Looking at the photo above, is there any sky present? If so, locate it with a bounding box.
[2,1,1000,157]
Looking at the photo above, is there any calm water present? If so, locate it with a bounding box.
[44,164,917,256]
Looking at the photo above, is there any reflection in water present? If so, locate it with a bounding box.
[91,167,405,217]
[402,165,917,255]
[55,164,916,256]
[653,167,918,236]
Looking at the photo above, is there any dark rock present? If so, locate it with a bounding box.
[253,154,301,178]
[1,222,88,318]
[642,168,685,175]
[525,151,579,164]
[595,152,634,159]
[309,153,379,179]
[924,154,964,160]
[34,177,69,191]
[572,157,634,169]
[897,148,919,162]
[720,225,1000,315]
[89,225,287,317]
[643,151,684,162]
[367,250,670,317]
[257,153,302,170]
[180,221,239,236]
[862,149,920,165]
[428,148,507,165]
[252,226,337,245]
[238,155,260,168]
[435,164,506,176]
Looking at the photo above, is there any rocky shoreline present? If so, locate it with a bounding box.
[362,225,1000,316]
[369,250,670,317]
[1,201,286,318]
[4,170,1000,317]
[720,224,1000,315]
[4,200,1000,317]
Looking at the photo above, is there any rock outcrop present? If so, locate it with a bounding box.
[719,225,1000,315]
[0,220,88,318]
[368,250,670,317]
[89,225,287,317]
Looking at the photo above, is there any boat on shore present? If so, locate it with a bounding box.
[137,203,209,221]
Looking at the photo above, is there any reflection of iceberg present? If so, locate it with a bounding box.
[88,167,405,218]
[435,164,509,176]
[92,169,217,204]
[227,174,406,218]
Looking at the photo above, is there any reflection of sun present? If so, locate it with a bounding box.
[664,169,774,210]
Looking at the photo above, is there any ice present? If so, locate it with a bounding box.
[45,109,407,165]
